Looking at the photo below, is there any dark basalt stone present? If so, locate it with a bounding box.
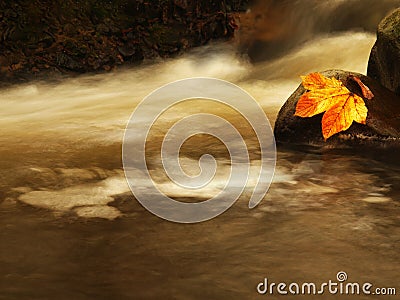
[274,70,400,150]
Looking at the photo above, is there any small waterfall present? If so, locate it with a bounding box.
[238,0,400,61]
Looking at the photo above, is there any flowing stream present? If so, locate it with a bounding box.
[1,3,400,299]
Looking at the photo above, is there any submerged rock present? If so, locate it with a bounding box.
[274,70,400,149]
[368,8,400,95]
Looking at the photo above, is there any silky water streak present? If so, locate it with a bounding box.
[122,78,276,223]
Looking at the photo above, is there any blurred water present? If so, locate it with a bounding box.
[0,28,399,299]
[239,0,400,61]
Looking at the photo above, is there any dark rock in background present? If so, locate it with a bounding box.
[368,8,400,95]
[274,70,400,149]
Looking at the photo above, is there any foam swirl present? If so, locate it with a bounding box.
[123,78,276,223]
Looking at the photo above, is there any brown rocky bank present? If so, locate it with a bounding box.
[0,0,247,85]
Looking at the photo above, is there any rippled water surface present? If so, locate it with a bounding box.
[1,30,399,299]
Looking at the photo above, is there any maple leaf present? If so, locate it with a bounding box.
[294,73,368,140]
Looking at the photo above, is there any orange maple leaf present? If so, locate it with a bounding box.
[294,73,368,140]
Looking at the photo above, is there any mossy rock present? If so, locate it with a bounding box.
[368,8,400,95]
